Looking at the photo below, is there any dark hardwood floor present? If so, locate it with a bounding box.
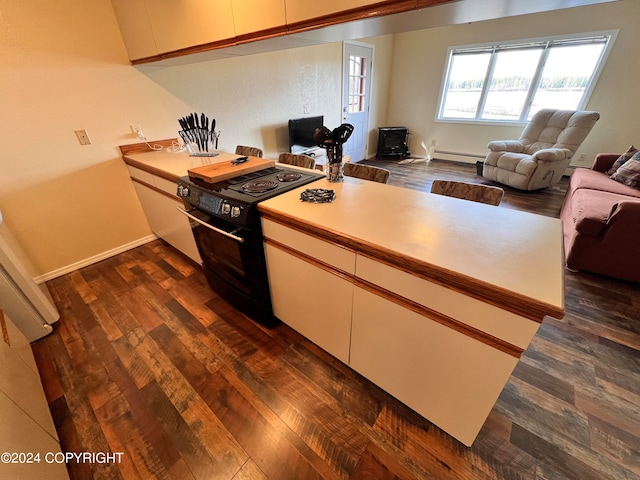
[32,159,640,479]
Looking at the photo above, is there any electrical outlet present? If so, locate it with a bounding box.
[303,104,310,114]
[578,153,587,163]
[74,129,91,145]
[130,124,145,140]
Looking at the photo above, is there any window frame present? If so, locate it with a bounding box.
[435,30,618,126]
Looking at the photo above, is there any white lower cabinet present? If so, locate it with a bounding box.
[0,310,69,479]
[127,166,201,264]
[263,243,353,363]
[261,218,525,446]
[349,287,517,446]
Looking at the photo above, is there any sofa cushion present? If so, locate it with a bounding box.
[570,189,623,236]
[569,167,640,198]
[605,145,638,175]
[610,156,640,189]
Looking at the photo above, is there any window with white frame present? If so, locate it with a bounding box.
[437,31,616,123]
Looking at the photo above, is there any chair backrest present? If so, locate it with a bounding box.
[431,180,504,206]
[343,163,390,184]
[278,152,315,169]
[519,109,600,155]
[235,145,263,158]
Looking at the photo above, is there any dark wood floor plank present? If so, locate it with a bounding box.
[32,159,640,479]
[95,393,170,480]
[123,326,249,478]
[496,377,592,450]
[201,363,337,480]
[139,380,225,479]
[510,423,636,480]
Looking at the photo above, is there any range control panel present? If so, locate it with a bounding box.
[177,183,249,225]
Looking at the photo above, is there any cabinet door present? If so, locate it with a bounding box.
[264,243,352,363]
[231,0,286,36]
[0,310,67,480]
[0,393,69,479]
[111,0,158,60]
[350,287,518,446]
[145,0,236,53]
[285,0,384,24]
[131,182,201,263]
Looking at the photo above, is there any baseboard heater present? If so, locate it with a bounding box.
[433,149,486,163]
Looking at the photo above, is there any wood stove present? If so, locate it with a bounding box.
[377,127,409,158]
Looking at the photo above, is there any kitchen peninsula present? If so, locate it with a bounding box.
[120,144,565,446]
[258,177,564,446]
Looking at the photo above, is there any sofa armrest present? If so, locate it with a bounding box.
[487,140,524,153]
[577,200,640,237]
[608,200,640,225]
[532,148,572,162]
[592,153,620,173]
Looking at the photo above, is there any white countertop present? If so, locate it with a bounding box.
[259,176,565,317]
[123,149,244,180]
[120,147,564,317]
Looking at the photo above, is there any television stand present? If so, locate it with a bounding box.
[291,146,327,167]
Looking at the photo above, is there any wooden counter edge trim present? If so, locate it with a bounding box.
[285,0,418,33]
[119,139,178,156]
[130,177,181,202]
[259,210,564,323]
[264,238,523,358]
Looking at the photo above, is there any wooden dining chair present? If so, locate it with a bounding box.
[343,162,390,184]
[235,145,263,158]
[278,152,316,170]
[430,180,504,206]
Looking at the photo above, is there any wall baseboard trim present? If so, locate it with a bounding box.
[35,234,157,284]
[433,150,485,164]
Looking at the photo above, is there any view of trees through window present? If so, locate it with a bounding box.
[439,33,613,122]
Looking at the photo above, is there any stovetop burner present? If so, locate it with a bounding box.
[242,180,279,193]
[179,166,324,227]
[276,172,302,182]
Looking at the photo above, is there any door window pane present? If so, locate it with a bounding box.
[348,55,367,113]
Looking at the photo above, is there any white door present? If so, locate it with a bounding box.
[342,42,373,162]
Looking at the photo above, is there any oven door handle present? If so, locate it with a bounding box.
[176,207,245,243]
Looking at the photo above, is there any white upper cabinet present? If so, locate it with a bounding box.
[145,0,236,53]
[111,0,158,60]
[284,0,384,24]
[231,0,287,36]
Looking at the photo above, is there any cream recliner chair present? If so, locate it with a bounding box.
[482,109,600,190]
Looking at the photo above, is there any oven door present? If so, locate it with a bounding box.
[177,206,274,324]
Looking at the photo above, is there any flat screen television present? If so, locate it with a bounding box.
[288,115,324,153]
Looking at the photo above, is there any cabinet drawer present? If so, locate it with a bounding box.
[262,219,356,273]
[153,175,180,197]
[127,165,154,185]
[355,254,539,349]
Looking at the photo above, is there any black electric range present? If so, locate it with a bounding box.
[176,165,324,326]
[177,166,324,228]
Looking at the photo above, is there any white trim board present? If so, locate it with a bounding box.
[34,234,157,284]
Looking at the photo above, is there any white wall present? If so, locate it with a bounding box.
[0,0,360,277]
[1,0,636,278]
[379,0,640,165]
